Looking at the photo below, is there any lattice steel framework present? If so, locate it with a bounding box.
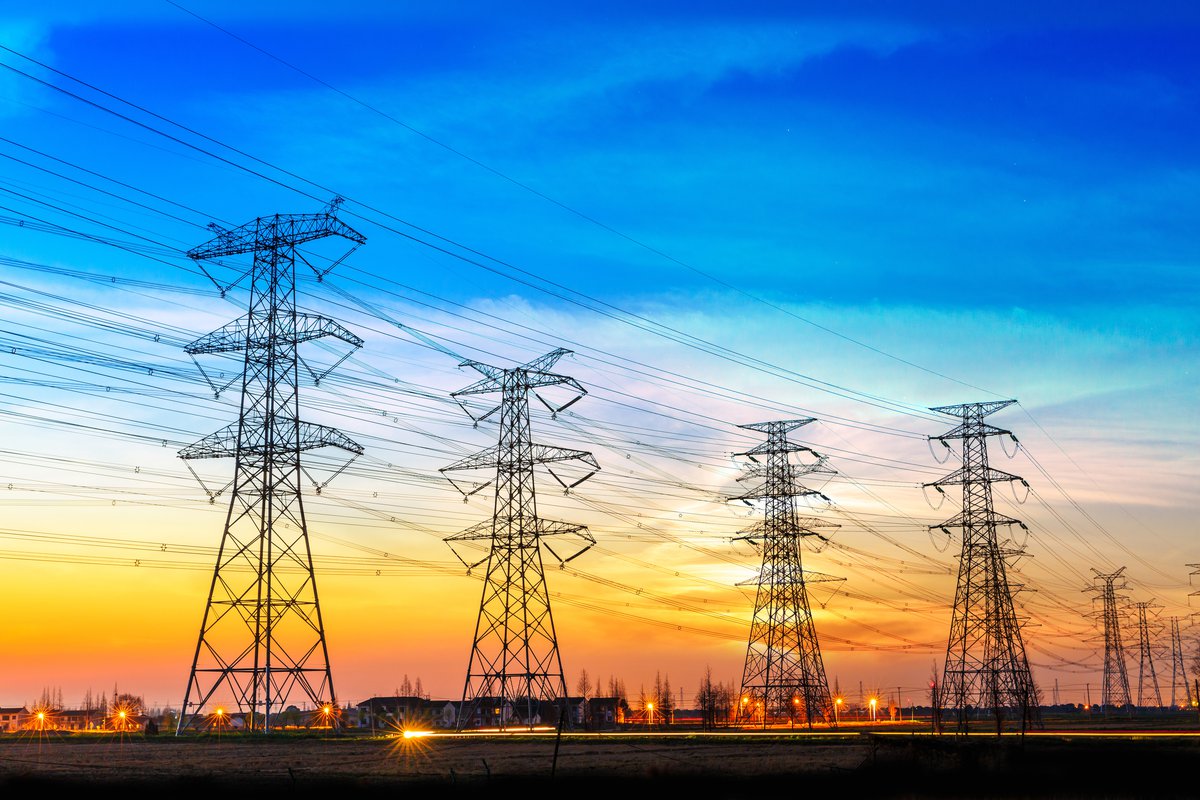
[1133,600,1163,707]
[1167,616,1192,708]
[731,419,839,729]
[1087,567,1132,710]
[176,200,365,733]
[441,348,598,730]
[924,400,1039,733]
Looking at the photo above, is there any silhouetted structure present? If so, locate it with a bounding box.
[1167,616,1192,708]
[1087,567,1132,711]
[176,199,365,732]
[924,400,1039,733]
[731,419,839,729]
[1133,600,1163,707]
[441,348,598,730]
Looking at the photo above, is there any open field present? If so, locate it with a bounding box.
[2,725,1198,798]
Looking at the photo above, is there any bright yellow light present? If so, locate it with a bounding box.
[402,730,431,739]
[647,702,654,711]
[869,698,877,707]
[37,712,45,721]
[323,705,332,715]
[741,696,749,705]
[793,698,799,705]
[835,698,843,706]
[216,708,225,716]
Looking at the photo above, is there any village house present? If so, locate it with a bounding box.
[0,707,26,733]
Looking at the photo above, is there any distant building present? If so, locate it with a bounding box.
[353,696,459,731]
[0,707,26,733]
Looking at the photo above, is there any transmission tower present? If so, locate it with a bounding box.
[1133,600,1164,707]
[175,200,365,733]
[923,400,1039,733]
[730,419,840,729]
[1167,616,1192,708]
[441,348,598,730]
[1086,568,1132,711]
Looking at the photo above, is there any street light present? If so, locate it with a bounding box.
[834,696,843,726]
[647,702,654,727]
[869,697,877,723]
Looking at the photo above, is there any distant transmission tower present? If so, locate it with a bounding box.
[176,199,366,733]
[1167,616,1192,708]
[1133,600,1163,708]
[924,400,1039,733]
[441,348,598,730]
[1086,568,1132,711]
[730,419,839,729]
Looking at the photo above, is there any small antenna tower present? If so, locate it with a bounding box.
[729,418,840,729]
[441,348,598,730]
[176,200,365,732]
[923,400,1039,733]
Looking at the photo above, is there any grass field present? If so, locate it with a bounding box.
[1,721,1197,798]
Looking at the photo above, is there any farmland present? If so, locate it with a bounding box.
[1,725,1198,798]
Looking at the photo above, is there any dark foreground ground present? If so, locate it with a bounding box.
[0,728,1195,798]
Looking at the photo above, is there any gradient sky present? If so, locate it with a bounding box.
[0,2,1196,713]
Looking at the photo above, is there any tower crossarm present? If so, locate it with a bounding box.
[731,482,826,503]
[537,519,597,564]
[924,466,1026,488]
[185,312,362,355]
[179,420,362,459]
[931,509,1026,533]
[736,565,844,587]
[930,399,1017,419]
[929,421,1015,443]
[736,455,835,482]
[738,418,815,435]
[734,440,816,460]
[188,206,365,261]
[736,517,841,544]
[440,443,597,472]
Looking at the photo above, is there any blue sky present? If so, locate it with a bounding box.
[0,2,1196,708]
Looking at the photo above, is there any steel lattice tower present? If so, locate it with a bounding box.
[441,348,598,730]
[1086,568,1132,710]
[1167,616,1192,708]
[176,200,365,733]
[924,400,1039,733]
[1133,601,1163,707]
[731,419,838,729]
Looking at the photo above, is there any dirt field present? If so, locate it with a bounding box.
[0,729,1196,798]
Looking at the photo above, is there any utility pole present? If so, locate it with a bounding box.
[730,419,839,730]
[1086,568,1132,714]
[441,348,598,731]
[1133,601,1163,708]
[924,400,1039,734]
[176,199,365,733]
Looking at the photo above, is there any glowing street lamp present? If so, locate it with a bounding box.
[869,697,878,723]
[647,701,655,727]
[834,696,843,725]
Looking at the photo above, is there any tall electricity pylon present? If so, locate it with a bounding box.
[924,400,1039,733]
[441,348,598,730]
[176,200,366,733]
[1167,616,1192,708]
[1086,568,1132,711]
[730,419,839,729]
[1133,601,1163,707]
